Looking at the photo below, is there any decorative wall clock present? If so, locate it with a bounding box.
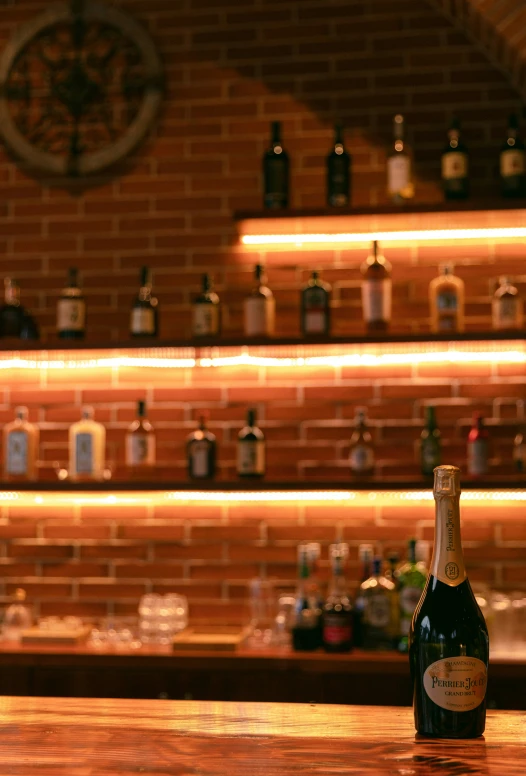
[0,0,163,177]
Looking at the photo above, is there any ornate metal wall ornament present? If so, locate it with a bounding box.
[0,0,163,177]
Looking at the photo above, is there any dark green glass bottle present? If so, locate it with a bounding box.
[263,121,289,209]
[420,406,441,477]
[441,118,469,200]
[409,465,489,738]
[500,114,526,198]
[327,124,351,207]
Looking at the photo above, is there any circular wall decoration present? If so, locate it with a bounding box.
[0,0,163,177]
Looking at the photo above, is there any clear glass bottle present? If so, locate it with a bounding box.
[301,271,331,337]
[327,123,351,207]
[397,538,428,653]
[349,407,375,476]
[125,400,155,468]
[57,267,86,340]
[421,406,441,477]
[0,278,39,340]
[361,557,398,650]
[3,588,32,641]
[187,415,216,480]
[322,543,353,653]
[263,121,289,209]
[500,114,526,198]
[353,543,374,648]
[387,114,414,204]
[237,408,265,478]
[130,266,158,338]
[492,276,523,331]
[3,406,39,481]
[429,264,465,333]
[441,118,469,200]
[291,543,319,651]
[467,412,489,477]
[514,424,525,473]
[244,265,275,338]
[69,406,106,481]
[192,273,220,338]
[361,241,392,333]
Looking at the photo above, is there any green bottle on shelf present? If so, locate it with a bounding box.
[397,539,427,653]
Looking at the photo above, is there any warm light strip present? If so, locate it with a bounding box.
[0,356,197,370]
[241,227,526,247]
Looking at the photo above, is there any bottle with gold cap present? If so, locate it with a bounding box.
[409,465,489,738]
[3,588,32,641]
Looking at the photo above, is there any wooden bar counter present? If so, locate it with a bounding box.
[0,696,523,775]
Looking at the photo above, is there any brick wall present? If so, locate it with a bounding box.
[0,0,524,623]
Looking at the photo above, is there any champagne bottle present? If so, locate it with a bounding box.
[387,114,414,204]
[125,400,155,468]
[492,276,523,331]
[187,414,216,480]
[420,406,441,477]
[237,408,265,478]
[361,241,392,333]
[301,271,331,337]
[327,124,351,207]
[57,268,86,340]
[429,264,465,333]
[409,465,489,738]
[500,114,526,198]
[263,121,289,209]
[192,274,220,338]
[244,265,275,338]
[441,118,469,200]
[130,266,158,338]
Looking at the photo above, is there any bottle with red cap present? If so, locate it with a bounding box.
[467,412,489,477]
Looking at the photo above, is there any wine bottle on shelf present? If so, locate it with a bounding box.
[327,123,351,207]
[500,114,526,198]
[263,121,289,210]
[387,114,414,204]
[361,556,399,650]
[301,271,331,337]
[68,406,106,482]
[441,118,469,200]
[187,414,216,480]
[237,408,265,478]
[492,276,523,331]
[421,406,441,477]
[125,400,155,468]
[192,274,220,338]
[514,425,525,473]
[307,542,324,648]
[361,241,392,333]
[397,538,427,653]
[291,543,320,651]
[56,268,86,340]
[409,465,489,738]
[353,543,374,648]
[130,266,158,338]
[467,412,489,477]
[349,407,375,476]
[429,264,465,333]
[3,406,39,482]
[0,279,39,340]
[322,543,353,653]
[244,265,275,338]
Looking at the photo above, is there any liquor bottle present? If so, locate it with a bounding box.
[467,412,489,477]
[492,276,523,331]
[307,542,324,648]
[192,274,220,338]
[387,114,414,204]
[349,407,375,476]
[2,588,32,641]
[361,557,398,650]
[327,123,351,207]
[361,241,392,333]
[0,279,39,340]
[322,543,353,653]
[429,264,465,333]
[263,121,289,210]
[397,538,427,653]
[291,543,320,651]
[3,406,39,481]
[514,425,525,473]
[68,406,106,481]
[301,271,331,337]
[125,400,155,468]
[237,408,265,478]
[130,266,158,338]
[244,265,275,338]
[187,414,216,480]
[409,465,489,738]
[421,406,441,477]
[56,268,86,340]
[500,114,526,198]
[353,543,374,648]
[441,118,469,200]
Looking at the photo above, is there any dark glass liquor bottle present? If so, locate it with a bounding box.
[187,415,216,480]
[421,406,441,477]
[441,118,469,200]
[192,274,220,338]
[130,266,158,338]
[263,121,289,209]
[57,268,86,340]
[387,114,414,204]
[291,543,320,651]
[322,543,353,653]
[327,124,351,207]
[237,408,265,478]
[500,114,526,198]
[244,265,275,337]
[409,465,489,738]
[301,271,331,337]
[0,279,39,340]
[125,400,156,468]
[492,276,523,330]
[361,241,392,333]
[352,543,374,648]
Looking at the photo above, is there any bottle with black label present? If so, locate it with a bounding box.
[237,408,265,478]
[192,274,220,338]
[421,406,441,478]
[429,264,465,333]
[441,118,469,200]
[301,271,331,337]
[187,415,216,480]
[130,266,158,338]
[3,406,39,481]
[467,412,489,477]
[0,279,39,340]
[361,557,398,650]
[387,114,414,204]
[409,465,489,738]
[322,543,353,653]
[68,406,106,482]
[57,268,86,339]
[361,241,392,333]
[263,121,289,209]
[291,543,320,651]
[125,400,155,469]
[327,123,351,207]
[244,265,275,338]
[500,114,526,198]
[397,539,427,653]
[492,276,523,331]
[349,407,375,476]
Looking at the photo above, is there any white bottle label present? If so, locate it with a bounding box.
[468,439,488,476]
[191,441,210,478]
[492,297,521,329]
[237,440,265,475]
[305,310,325,334]
[501,149,525,177]
[362,279,392,324]
[57,299,85,332]
[192,304,219,337]
[387,155,410,194]
[442,152,468,180]
[423,657,487,712]
[76,433,93,475]
[131,308,155,335]
[6,431,28,475]
[436,290,459,331]
[126,434,154,466]
[350,445,374,473]
[244,297,275,337]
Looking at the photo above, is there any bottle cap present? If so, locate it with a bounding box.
[439,263,454,275]
[433,465,461,497]
[355,406,368,424]
[329,542,349,561]
[81,405,94,420]
[137,400,146,417]
[15,406,28,420]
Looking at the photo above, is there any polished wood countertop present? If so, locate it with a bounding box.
[0,696,523,775]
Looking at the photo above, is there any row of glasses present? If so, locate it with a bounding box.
[138,593,188,645]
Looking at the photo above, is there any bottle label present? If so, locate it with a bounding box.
[130,308,155,335]
[304,288,327,334]
[126,434,154,466]
[237,440,265,475]
[350,445,374,473]
[75,433,93,474]
[192,304,219,337]
[191,441,210,478]
[423,657,487,712]
[442,152,468,180]
[57,299,85,332]
[244,297,275,337]
[430,496,467,586]
[323,620,352,646]
[492,297,521,329]
[387,155,410,194]
[6,431,28,475]
[362,279,392,324]
[365,595,391,628]
[501,149,525,177]
[468,439,488,476]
